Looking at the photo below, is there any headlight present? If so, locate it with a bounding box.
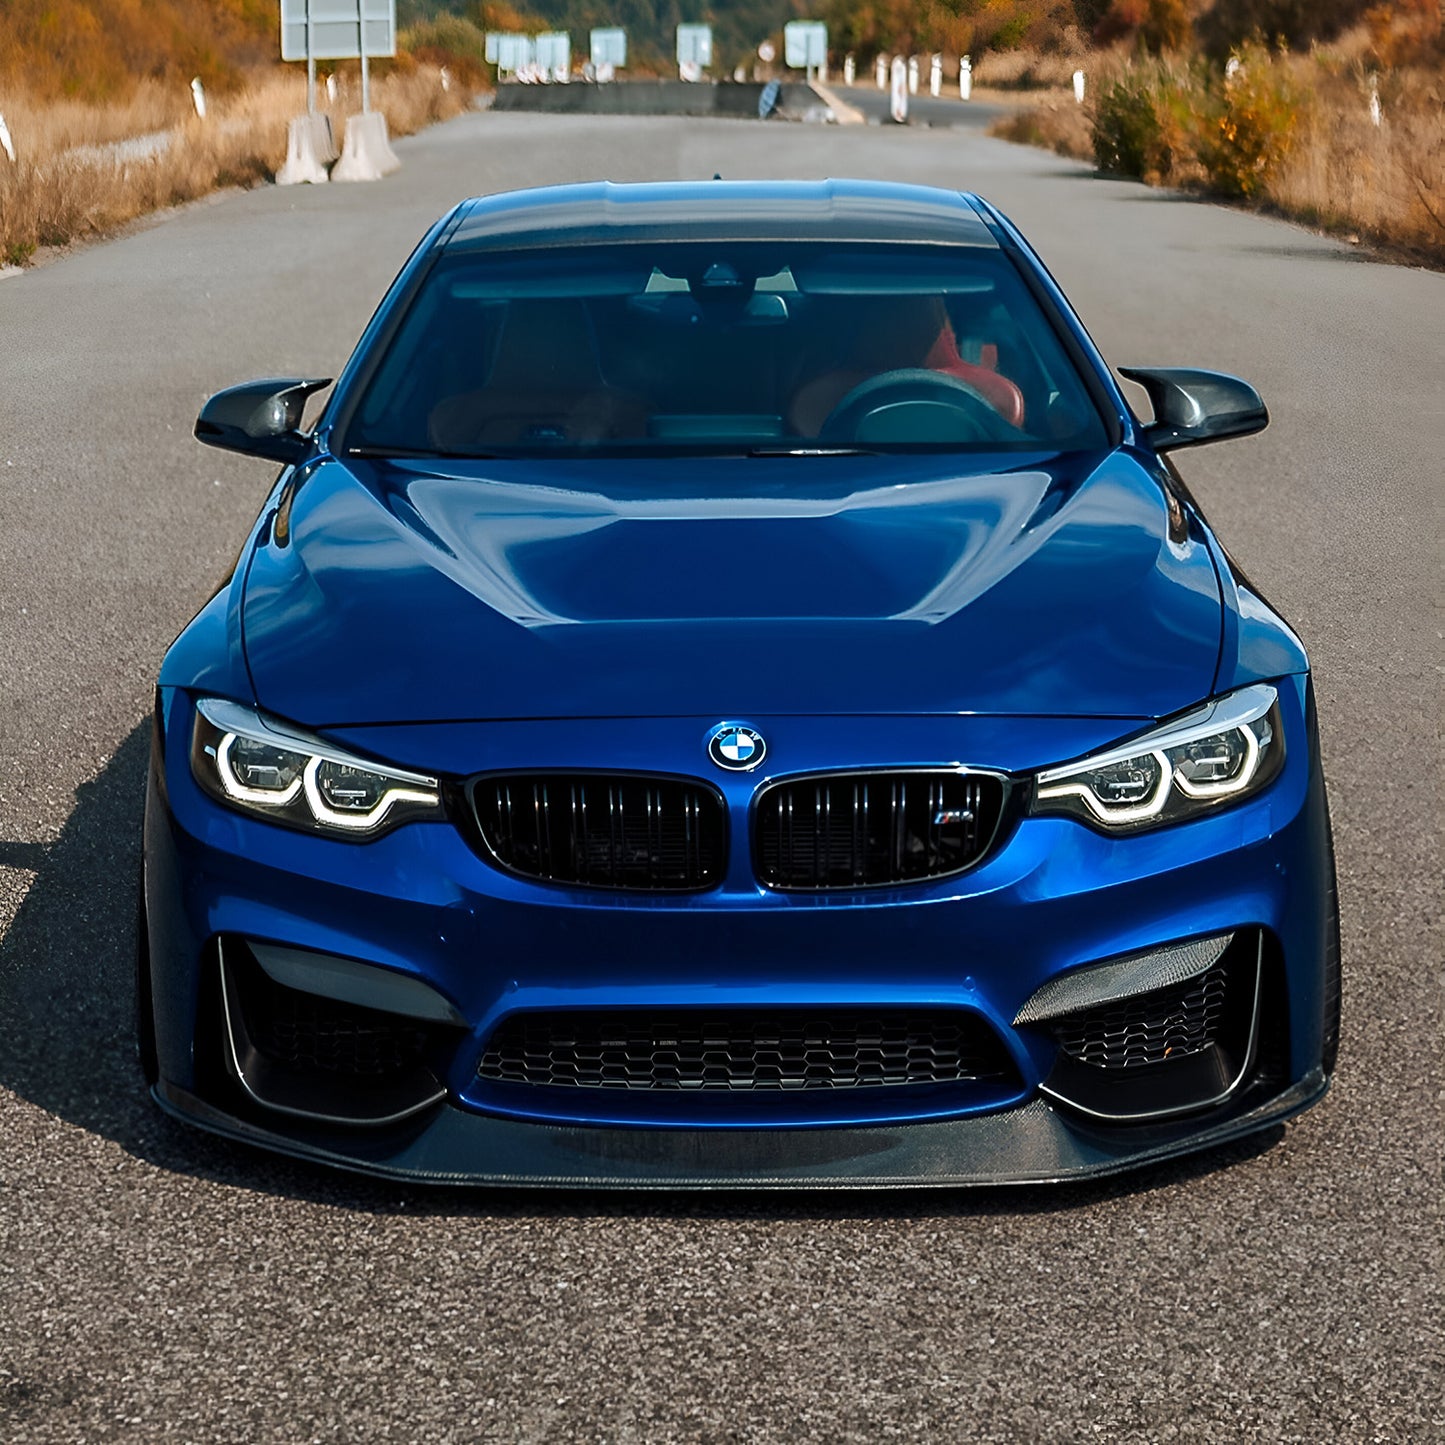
[1031,684,1283,832]
[191,697,443,838]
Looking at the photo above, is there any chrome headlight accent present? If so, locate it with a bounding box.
[1031,684,1283,833]
[192,696,442,838]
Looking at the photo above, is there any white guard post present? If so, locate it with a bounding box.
[1073,69,1086,103]
[0,114,15,164]
[959,55,972,101]
[875,55,887,89]
[907,56,919,95]
[890,55,909,124]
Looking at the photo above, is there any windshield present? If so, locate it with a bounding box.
[342,243,1109,458]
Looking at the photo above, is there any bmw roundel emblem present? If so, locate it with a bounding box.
[707,724,766,772]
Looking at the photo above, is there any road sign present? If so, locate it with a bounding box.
[783,21,826,70]
[495,34,533,72]
[535,31,570,80]
[590,28,626,68]
[280,0,395,62]
[676,24,713,69]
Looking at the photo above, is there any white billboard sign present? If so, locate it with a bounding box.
[495,34,534,71]
[535,31,571,76]
[783,21,827,69]
[590,28,627,67]
[281,0,396,62]
[675,24,713,68]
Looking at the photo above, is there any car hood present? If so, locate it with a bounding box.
[240,451,1221,726]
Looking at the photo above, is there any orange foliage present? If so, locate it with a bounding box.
[0,0,280,101]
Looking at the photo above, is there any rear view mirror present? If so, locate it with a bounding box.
[194,377,332,464]
[1119,367,1268,453]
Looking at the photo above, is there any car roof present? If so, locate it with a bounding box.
[445,180,999,253]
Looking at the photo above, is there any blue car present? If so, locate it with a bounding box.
[140,180,1340,1186]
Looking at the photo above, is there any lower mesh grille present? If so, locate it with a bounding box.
[240,963,435,1079]
[478,1010,1017,1091]
[1048,965,1229,1071]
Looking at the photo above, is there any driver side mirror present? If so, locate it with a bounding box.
[1119,367,1268,453]
[194,377,332,464]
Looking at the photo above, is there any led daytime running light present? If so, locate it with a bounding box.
[301,755,440,831]
[215,732,304,807]
[1032,685,1281,831]
[193,697,442,839]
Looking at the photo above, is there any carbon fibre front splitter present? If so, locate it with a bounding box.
[153,1071,1327,1189]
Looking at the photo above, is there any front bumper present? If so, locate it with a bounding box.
[143,675,1337,1184]
[153,1069,1327,1188]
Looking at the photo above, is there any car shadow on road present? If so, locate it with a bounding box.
[0,721,1286,1222]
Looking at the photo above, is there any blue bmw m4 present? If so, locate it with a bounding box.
[140,180,1340,1187]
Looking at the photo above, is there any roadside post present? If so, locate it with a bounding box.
[1073,69,1086,103]
[0,115,14,164]
[875,55,887,89]
[929,54,941,97]
[843,54,854,86]
[890,55,908,124]
[908,55,919,95]
[959,55,971,101]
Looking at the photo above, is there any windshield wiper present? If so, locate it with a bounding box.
[747,445,882,457]
[345,444,498,460]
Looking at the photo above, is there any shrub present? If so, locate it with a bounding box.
[400,15,489,88]
[1195,48,1303,196]
[1090,60,1195,182]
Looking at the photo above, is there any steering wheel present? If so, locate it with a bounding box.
[819,368,1017,445]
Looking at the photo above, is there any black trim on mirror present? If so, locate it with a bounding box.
[1120,366,1268,453]
[194,377,332,464]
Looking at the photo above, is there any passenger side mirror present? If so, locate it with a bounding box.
[194,377,332,464]
[1119,367,1268,453]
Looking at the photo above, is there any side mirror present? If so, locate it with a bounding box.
[1119,367,1268,453]
[194,378,332,464]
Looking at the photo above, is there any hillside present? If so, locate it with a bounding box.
[0,0,280,101]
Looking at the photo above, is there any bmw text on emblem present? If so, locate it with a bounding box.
[707,725,767,772]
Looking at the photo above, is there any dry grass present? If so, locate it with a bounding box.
[972,47,1089,90]
[990,94,1094,158]
[989,30,1445,266]
[0,66,465,267]
[1271,63,1445,257]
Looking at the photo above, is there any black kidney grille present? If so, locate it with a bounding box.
[472,774,726,891]
[478,1009,1017,1091]
[755,771,1006,889]
[1049,965,1230,1071]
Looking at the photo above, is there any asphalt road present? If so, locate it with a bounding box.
[1,110,1441,1443]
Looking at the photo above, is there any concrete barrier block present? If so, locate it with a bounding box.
[314,113,340,164]
[275,114,333,186]
[331,112,401,183]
